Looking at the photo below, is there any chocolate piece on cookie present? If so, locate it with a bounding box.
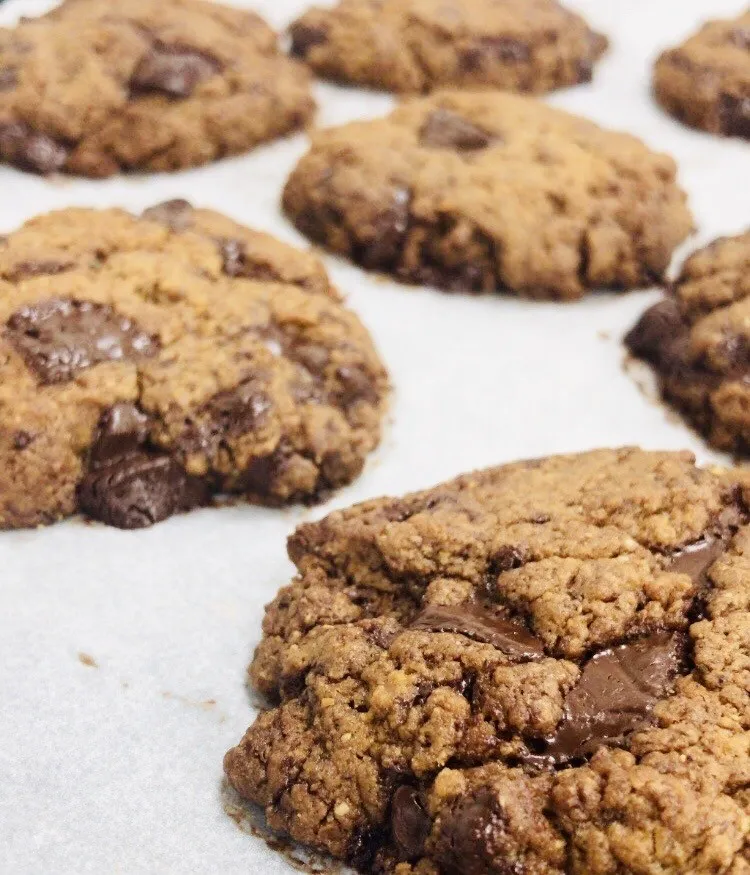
[0,0,314,176]
[654,11,750,139]
[626,230,750,454]
[0,202,387,529]
[283,91,693,300]
[289,0,607,94]
[225,448,750,873]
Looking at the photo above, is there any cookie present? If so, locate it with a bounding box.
[626,231,750,455]
[283,91,694,300]
[0,0,314,177]
[653,12,750,139]
[224,447,750,873]
[289,0,607,94]
[0,201,388,529]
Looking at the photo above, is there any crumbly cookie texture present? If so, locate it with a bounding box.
[283,91,693,300]
[225,447,750,874]
[289,0,607,94]
[0,0,314,176]
[653,11,750,139]
[0,201,388,529]
[626,231,750,455]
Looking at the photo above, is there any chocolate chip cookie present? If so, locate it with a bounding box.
[289,0,607,94]
[225,448,750,873]
[283,91,694,300]
[654,11,750,139]
[0,0,314,176]
[626,231,750,455]
[0,201,388,529]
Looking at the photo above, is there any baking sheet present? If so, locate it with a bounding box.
[0,0,748,872]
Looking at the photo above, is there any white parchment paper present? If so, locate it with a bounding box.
[0,0,748,871]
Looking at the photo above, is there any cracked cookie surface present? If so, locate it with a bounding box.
[283,91,693,300]
[626,231,750,455]
[0,200,388,529]
[225,448,750,874]
[0,0,314,176]
[289,0,607,94]
[653,11,750,139]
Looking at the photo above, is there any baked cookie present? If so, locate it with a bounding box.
[225,447,750,874]
[289,0,607,94]
[283,91,694,300]
[0,0,314,177]
[626,231,750,455]
[0,201,388,529]
[653,11,750,139]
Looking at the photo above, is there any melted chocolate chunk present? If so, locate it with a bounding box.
[289,22,328,57]
[131,44,220,98]
[668,535,726,586]
[534,631,687,765]
[5,259,74,282]
[433,788,516,875]
[88,402,150,464]
[141,199,194,232]
[410,604,544,661]
[625,298,687,367]
[460,37,531,72]
[719,92,750,138]
[391,786,431,861]
[359,188,411,270]
[6,298,158,384]
[0,122,68,174]
[420,109,495,150]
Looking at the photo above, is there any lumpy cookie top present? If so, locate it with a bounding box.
[653,11,750,138]
[0,0,314,176]
[283,91,693,300]
[225,448,750,874]
[0,201,388,529]
[289,0,607,94]
[626,231,750,455]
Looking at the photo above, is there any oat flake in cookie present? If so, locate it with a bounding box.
[225,448,750,873]
[0,202,387,529]
[289,0,607,94]
[626,231,750,455]
[653,11,750,139]
[283,91,694,300]
[0,0,314,177]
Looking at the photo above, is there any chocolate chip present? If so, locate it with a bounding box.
[289,21,328,57]
[5,259,74,282]
[78,452,207,529]
[410,604,544,661]
[0,69,17,91]
[180,382,272,458]
[130,44,220,98]
[219,238,281,283]
[491,545,527,573]
[360,188,411,270]
[719,92,750,138]
[391,786,430,861]
[420,109,495,150]
[624,299,688,367]
[335,364,378,408]
[433,788,514,875]
[533,631,687,765]
[6,298,159,384]
[0,122,68,174]
[12,430,34,450]
[460,37,531,72]
[241,449,280,497]
[88,402,150,464]
[141,199,194,232]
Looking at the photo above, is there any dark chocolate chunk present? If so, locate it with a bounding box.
[0,68,17,91]
[6,298,158,384]
[535,631,687,765]
[88,402,150,464]
[78,452,206,529]
[12,430,34,450]
[460,37,531,72]
[410,603,544,661]
[141,199,194,232]
[420,109,495,150]
[719,92,750,138]
[0,122,68,174]
[289,21,328,57]
[624,299,687,367]
[491,545,527,573]
[359,188,410,270]
[433,788,516,875]
[131,44,220,98]
[335,364,377,407]
[668,535,726,586]
[391,786,431,861]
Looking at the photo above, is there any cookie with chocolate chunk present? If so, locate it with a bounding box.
[283,91,693,299]
[0,0,314,176]
[0,201,388,529]
[225,447,750,874]
[290,0,607,94]
[626,231,750,455]
[654,11,750,138]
